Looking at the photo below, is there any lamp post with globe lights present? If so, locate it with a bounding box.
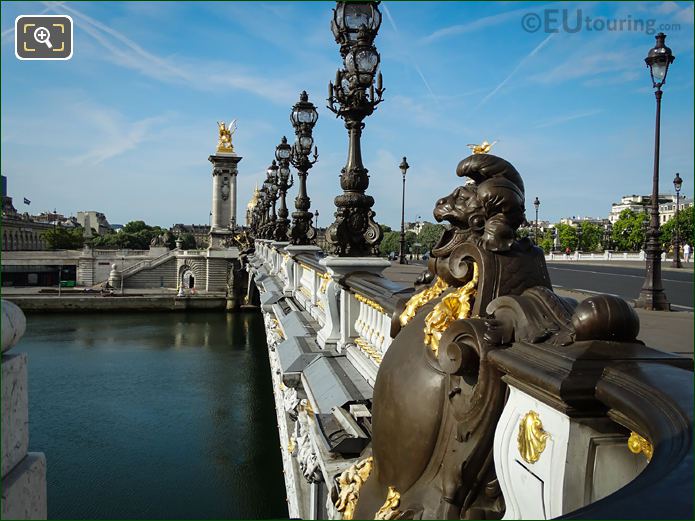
[273,138,294,242]
[262,161,279,239]
[326,1,385,256]
[636,33,674,310]
[288,91,319,246]
[672,172,683,268]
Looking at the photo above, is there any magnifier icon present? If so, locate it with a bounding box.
[33,26,53,49]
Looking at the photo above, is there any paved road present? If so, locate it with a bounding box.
[547,262,694,310]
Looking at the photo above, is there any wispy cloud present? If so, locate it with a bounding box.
[420,4,552,45]
[382,4,439,104]
[474,34,555,111]
[1,2,64,39]
[39,1,298,105]
[533,108,602,129]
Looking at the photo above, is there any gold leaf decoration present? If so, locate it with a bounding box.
[423,264,478,356]
[517,411,549,464]
[335,456,374,520]
[399,276,448,327]
[374,486,402,520]
[628,431,653,461]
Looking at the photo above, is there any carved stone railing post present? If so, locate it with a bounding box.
[1,300,47,520]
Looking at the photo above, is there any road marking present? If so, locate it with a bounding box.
[573,288,620,297]
[672,304,694,311]
[548,266,690,283]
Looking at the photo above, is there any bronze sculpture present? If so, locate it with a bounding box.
[341,152,689,520]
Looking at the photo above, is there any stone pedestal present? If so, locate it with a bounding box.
[208,152,242,248]
[317,256,390,348]
[1,300,47,520]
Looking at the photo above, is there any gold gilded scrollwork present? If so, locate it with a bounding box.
[374,486,402,520]
[423,264,478,356]
[319,273,331,295]
[517,411,549,464]
[288,436,296,454]
[335,456,374,520]
[628,431,653,461]
[355,337,383,364]
[399,276,448,327]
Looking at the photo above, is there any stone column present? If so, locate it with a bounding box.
[230,171,238,229]
[208,152,242,249]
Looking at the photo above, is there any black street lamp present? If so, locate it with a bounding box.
[636,32,674,311]
[262,161,279,239]
[314,209,320,230]
[672,172,683,268]
[604,221,613,251]
[273,138,294,242]
[533,196,540,244]
[398,156,409,264]
[326,1,385,256]
[289,91,319,246]
[576,223,583,252]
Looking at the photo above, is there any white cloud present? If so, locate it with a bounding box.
[533,109,602,129]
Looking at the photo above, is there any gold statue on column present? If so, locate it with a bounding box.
[216,119,237,153]
[466,140,498,155]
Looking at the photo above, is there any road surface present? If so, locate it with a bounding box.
[547,262,694,310]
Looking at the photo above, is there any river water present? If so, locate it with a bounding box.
[16,311,288,519]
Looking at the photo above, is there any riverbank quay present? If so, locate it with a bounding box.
[1,287,229,313]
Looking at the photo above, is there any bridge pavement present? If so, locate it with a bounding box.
[384,260,694,359]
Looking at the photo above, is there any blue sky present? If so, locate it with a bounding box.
[2,1,693,229]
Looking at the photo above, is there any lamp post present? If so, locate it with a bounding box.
[262,161,279,239]
[636,33,674,310]
[577,224,583,253]
[289,91,319,245]
[398,156,409,264]
[314,210,320,231]
[533,196,540,244]
[672,172,682,268]
[604,221,613,251]
[274,138,294,242]
[326,1,385,256]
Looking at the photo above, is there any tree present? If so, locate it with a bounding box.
[660,206,694,252]
[380,224,392,234]
[611,209,648,251]
[179,233,197,250]
[121,220,149,234]
[555,223,577,252]
[417,223,445,252]
[579,222,603,252]
[43,227,84,250]
[379,231,401,256]
[91,220,174,250]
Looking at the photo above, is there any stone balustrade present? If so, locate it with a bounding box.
[545,250,667,262]
[1,300,47,520]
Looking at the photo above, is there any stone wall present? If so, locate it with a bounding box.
[1,300,47,519]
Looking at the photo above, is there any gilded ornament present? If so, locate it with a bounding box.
[423,264,478,356]
[355,293,386,314]
[399,276,448,327]
[466,140,497,155]
[517,411,549,464]
[216,119,236,153]
[627,431,653,461]
[374,486,402,520]
[335,456,374,520]
[288,436,296,454]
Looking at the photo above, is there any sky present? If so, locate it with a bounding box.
[1,1,693,229]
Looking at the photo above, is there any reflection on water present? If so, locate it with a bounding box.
[17,311,287,520]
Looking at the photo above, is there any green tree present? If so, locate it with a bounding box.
[43,227,84,250]
[611,209,648,251]
[379,231,401,256]
[556,223,577,252]
[579,222,603,252]
[380,224,392,234]
[179,233,197,250]
[121,220,149,234]
[417,223,445,252]
[660,206,694,252]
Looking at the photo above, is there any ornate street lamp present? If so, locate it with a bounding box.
[672,172,682,268]
[274,138,294,242]
[576,223,583,252]
[398,157,409,264]
[604,221,613,251]
[288,91,319,245]
[533,197,540,244]
[314,209,320,230]
[263,161,279,239]
[636,33,674,310]
[326,1,385,257]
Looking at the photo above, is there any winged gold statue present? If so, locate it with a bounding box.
[217,119,237,153]
[466,140,498,155]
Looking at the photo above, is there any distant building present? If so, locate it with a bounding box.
[1,176,52,251]
[559,216,609,227]
[171,224,209,248]
[405,220,429,234]
[658,197,694,225]
[608,194,679,223]
[76,211,112,235]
